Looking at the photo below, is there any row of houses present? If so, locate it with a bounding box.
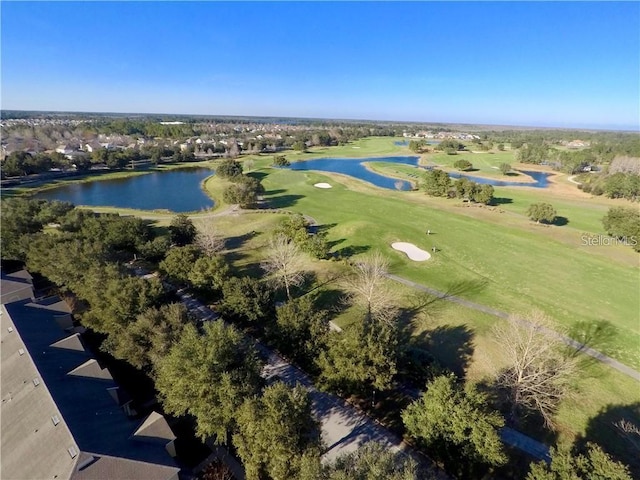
[402,131,481,140]
[1,270,181,480]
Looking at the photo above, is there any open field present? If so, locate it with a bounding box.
[247,163,639,367]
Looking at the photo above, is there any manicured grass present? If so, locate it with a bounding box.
[425,150,525,180]
[491,186,624,234]
[256,165,640,369]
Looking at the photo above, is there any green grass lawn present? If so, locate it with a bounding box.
[255,165,640,370]
[425,150,527,180]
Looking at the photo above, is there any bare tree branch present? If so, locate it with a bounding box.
[493,310,578,429]
[261,234,306,299]
[195,220,225,256]
[342,251,398,324]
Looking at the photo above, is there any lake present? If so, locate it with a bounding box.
[34,168,215,212]
[288,157,551,189]
[288,156,420,190]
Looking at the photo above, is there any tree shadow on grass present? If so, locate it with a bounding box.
[333,244,370,259]
[442,278,490,299]
[577,402,640,478]
[265,194,304,209]
[262,188,286,195]
[247,171,269,182]
[224,231,257,250]
[411,325,475,379]
[564,319,619,370]
[491,197,514,205]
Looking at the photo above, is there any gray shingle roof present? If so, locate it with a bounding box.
[1,297,180,480]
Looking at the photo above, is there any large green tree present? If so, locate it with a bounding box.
[319,315,399,396]
[602,206,640,252]
[234,382,322,480]
[220,276,274,323]
[527,203,557,224]
[101,303,195,372]
[402,375,506,478]
[422,169,452,197]
[270,296,329,371]
[155,321,263,443]
[527,443,632,480]
[169,214,197,246]
[327,442,421,480]
[188,255,230,294]
[79,266,165,334]
[159,245,202,284]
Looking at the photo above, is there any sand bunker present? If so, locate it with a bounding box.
[314,183,332,189]
[391,242,431,261]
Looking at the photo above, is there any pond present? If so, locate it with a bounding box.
[288,157,551,190]
[447,170,551,188]
[288,156,420,190]
[34,168,215,212]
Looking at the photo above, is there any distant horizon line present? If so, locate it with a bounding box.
[1,108,638,133]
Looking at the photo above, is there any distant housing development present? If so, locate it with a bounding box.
[0,271,180,480]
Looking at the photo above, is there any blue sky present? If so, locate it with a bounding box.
[2,1,638,129]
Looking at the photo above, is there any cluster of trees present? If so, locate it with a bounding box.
[2,151,70,176]
[516,142,550,164]
[215,159,265,208]
[602,207,640,252]
[581,171,640,201]
[408,139,429,153]
[1,143,200,179]
[422,169,494,205]
[273,214,330,259]
[454,178,495,204]
[551,149,596,174]
[436,139,466,155]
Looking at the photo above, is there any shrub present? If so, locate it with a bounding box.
[453,159,473,171]
[527,203,557,224]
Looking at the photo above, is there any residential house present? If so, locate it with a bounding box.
[1,271,180,480]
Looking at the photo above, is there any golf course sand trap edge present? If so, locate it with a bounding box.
[391,242,431,261]
[314,182,332,189]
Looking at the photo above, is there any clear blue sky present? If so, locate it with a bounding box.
[2,1,638,130]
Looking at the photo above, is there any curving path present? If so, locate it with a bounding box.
[385,274,640,382]
[165,281,447,478]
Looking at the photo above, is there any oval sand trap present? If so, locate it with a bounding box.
[314,183,332,189]
[391,242,431,261]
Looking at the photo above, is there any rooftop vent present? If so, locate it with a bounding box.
[68,446,78,459]
[7,327,13,332]
[52,415,60,426]
[33,378,40,387]
[18,348,25,356]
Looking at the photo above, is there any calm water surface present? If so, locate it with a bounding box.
[34,168,214,212]
[288,157,550,189]
[288,156,420,190]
